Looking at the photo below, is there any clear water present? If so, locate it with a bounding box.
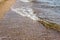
[11,0,60,24]
[37,0,60,6]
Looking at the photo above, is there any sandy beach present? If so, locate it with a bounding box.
[0,0,60,40]
[0,9,60,40]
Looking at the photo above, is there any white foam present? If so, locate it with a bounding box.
[20,0,30,2]
[11,7,39,20]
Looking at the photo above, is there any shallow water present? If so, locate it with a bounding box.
[36,0,60,6]
[11,0,60,24]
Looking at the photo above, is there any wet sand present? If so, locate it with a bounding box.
[0,10,60,40]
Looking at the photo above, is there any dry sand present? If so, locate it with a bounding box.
[0,0,16,19]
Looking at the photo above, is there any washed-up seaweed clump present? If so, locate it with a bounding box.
[38,17,60,32]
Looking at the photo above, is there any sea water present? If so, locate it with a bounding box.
[11,0,60,24]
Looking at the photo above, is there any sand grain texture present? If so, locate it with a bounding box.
[0,11,60,40]
[0,0,16,19]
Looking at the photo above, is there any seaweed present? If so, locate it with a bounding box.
[38,17,60,32]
